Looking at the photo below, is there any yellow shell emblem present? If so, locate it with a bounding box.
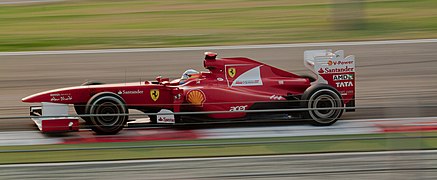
[228,67,236,78]
[187,90,206,106]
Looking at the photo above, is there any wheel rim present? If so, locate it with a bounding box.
[313,95,335,118]
[308,89,342,124]
[94,101,121,126]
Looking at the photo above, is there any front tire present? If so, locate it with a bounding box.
[86,94,128,135]
[301,85,343,126]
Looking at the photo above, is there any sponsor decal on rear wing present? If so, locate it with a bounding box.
[304,50,355,110]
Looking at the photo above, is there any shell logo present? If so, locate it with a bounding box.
[186,89,206,106]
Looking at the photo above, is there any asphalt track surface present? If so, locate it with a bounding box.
[2,150,437,179]
[1,39,437,131]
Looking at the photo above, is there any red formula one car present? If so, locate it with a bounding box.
[22,50,355,134]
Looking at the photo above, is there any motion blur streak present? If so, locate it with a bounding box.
[1,38,437,56]
[1,150,437,179]
[0,0,63,5]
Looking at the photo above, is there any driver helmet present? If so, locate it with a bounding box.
[180,69,200,84]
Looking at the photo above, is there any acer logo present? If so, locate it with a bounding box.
[230,105,248,111]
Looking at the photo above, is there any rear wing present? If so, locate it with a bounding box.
[304,50,355,111]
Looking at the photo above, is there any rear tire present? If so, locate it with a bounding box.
[86,94,128,135]
[301,85,343,126]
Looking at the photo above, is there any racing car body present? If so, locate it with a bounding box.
[22,50,355,134]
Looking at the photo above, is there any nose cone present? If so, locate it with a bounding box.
[22,92,48,103]
[22,85,89,104]
[22,95,32,102]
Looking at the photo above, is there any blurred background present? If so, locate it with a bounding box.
[0,0,436,51]
[1,0,437,179]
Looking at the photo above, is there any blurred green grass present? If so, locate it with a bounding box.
[0,0,437,51]
[1,132,436,164]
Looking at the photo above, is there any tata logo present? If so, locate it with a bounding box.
[228,67,236,78]
[336,81,354,88]
[150,89,160,101]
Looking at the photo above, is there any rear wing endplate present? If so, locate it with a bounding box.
[304,50,355,110]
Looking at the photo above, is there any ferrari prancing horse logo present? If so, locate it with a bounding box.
[150,89,160,101]
[228,67,236,78]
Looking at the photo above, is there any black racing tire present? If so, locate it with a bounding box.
[301,84,343,126]
[86,93,128,135]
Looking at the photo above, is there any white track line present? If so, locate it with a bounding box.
[1,38,437,56]
[0,131,62,146]
[2,149,437,167]
[349,116,437,122]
